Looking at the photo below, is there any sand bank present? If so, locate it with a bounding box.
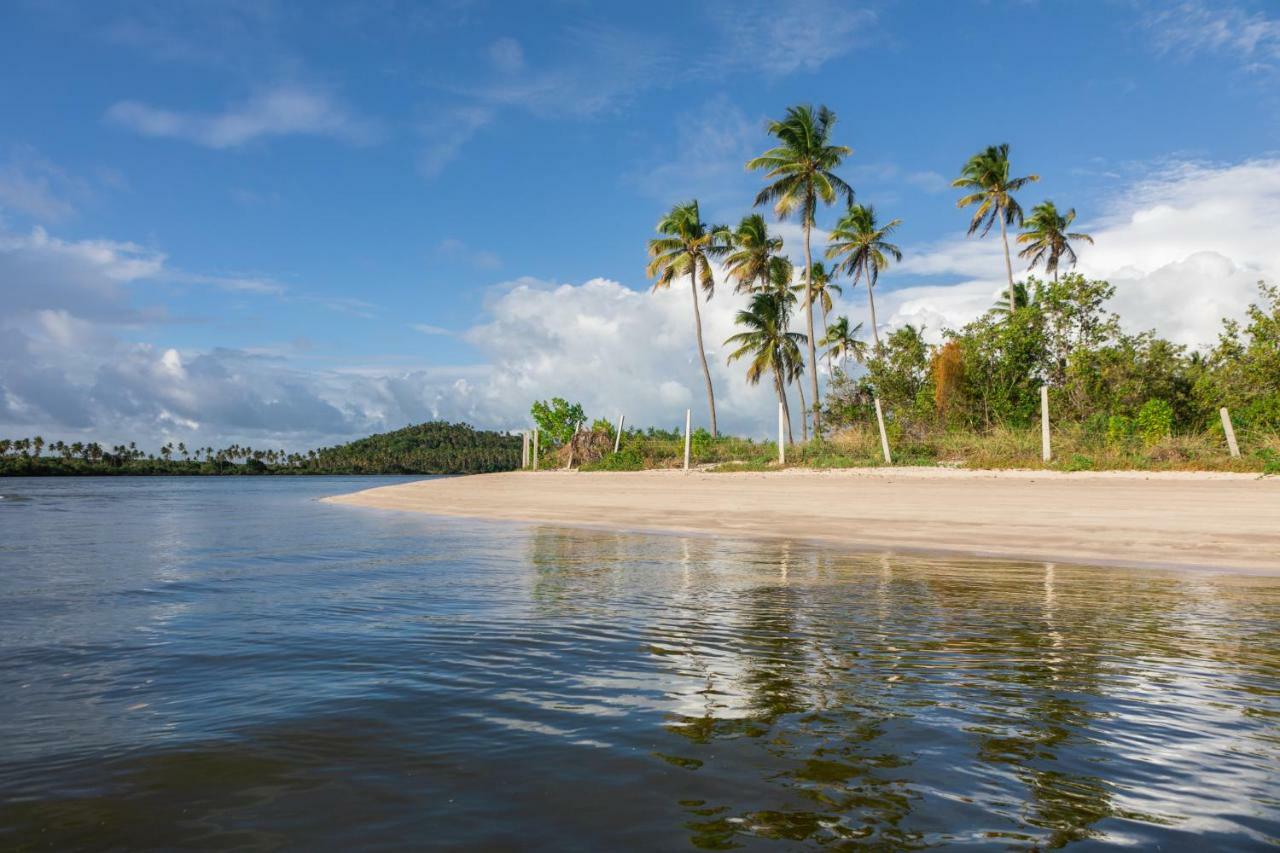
[324,468,1280,573]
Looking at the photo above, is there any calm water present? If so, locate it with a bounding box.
[1,477,1278,851]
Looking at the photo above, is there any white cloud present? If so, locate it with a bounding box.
[706,0,878,75]
[626,96,759,208]
[417,106,494,178]
[106,84,382,149]
[878,158,1280,347]
[436,236,502,270]
[1144,1,1280,69]
[488,37,525,73]
[410,323,453,336]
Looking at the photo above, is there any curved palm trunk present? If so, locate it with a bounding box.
[796,381,809,442]
[688,267,718,437]
[802,220,822,439]
[863,265,882,353]
[999,210,1015,316]
[773,367,794,445]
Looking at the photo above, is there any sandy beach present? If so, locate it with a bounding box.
[324,468,1280,573]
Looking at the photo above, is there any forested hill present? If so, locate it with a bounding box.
[0,422,521,476]
[311,422,520,474]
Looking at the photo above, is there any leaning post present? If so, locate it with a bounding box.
[614,414,624,454]
[874,398,892,465]
[1040,385,1052,463]
[1220,407,1241,458]
[683,408,691,473]
[778,402,786,465]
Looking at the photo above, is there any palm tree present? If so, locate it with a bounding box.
[647,200,730,437]
[826,204,902,353]
[819,315,868,368]
[794,261,842,371]
[747,104,853,438]
[725,289,806,446]
[953,143,1039,314]
[990,280,1033,315]
[725,213,783,295]
[1017,201,1093,281]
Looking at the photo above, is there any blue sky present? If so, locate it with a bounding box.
[2,0,1279,447]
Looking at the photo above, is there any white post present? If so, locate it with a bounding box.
[683,408,691,473]
[874,398,892,465]
[1040,385,1051,463]
[1220,407,1241,458]
[778,401,786,465]
[532,429,539,470]
[521,431,528,468]
[614,414,624,453]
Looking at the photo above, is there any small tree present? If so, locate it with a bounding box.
[531,398,586,447]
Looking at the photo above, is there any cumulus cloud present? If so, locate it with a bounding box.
[105,84,382,149]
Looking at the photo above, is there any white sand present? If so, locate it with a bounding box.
[324,467,1280,573]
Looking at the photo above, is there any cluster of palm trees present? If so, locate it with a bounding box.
[646,106,1093,442]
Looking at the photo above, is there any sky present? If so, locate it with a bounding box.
[2,0,1279,449]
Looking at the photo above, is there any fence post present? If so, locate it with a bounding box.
[874,398,892,465]
[1220,407,1241,458]
[1040,385,1052,463]
[778,401,786,465]
[614,414,624,453]
[521,431,528,468]
[532,428,539,470]
[683,408,691,473]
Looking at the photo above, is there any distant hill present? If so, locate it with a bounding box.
[311,422,520,474]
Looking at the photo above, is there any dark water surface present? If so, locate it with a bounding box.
[1,476,1278,850]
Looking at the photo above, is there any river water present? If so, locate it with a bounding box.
[1,476,1277,850]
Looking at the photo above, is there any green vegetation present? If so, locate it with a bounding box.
[0,422,520,476]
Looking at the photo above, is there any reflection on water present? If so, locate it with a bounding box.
[1,477,1278,850]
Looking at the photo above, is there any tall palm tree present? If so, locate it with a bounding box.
[725,289,806,446]
[826,203,902,353]
[819,315,868,368]
[725,213,783,295]
[747,104,853,438]
[798,261,842,370]
[953,143,1039,314]
[1017,201,1093,281]
[647,200,729,437]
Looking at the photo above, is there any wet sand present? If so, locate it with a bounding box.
[324,468,1280,573]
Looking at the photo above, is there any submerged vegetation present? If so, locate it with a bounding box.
[0,422,520,476]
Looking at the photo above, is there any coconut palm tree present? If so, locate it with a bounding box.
[747,104,853,438]
[725,213,783,295]
[802,261,841,370]
[826,204,902,353]
[1017,201,1093,281]
[990,280,1033,316]
[819,315,868,368]
[725,289,806,446]
[953,144,1039,314]
[647,200,730,437]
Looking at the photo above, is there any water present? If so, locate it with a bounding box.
[1,477,1277,851]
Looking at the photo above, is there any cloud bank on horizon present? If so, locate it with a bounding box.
[2,0,1279,450]
[3,157,1278,449]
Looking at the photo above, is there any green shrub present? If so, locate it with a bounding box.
[1106,415,1134,444]
[1135,399,1174,445]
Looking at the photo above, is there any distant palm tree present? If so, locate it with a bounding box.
[819,315,868,368]
[1017,200,1093,281]
[798,261,842,371]
[990,280,1033,316]
[647,200,730,437]
[953,143,1039,315]
[747,104,853,438]
[725,213,783,295]
[726,289,806,446]
[826,203,902,353]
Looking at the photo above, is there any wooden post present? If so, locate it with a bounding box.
[532,428,539,470]
[521,431,528,468]
[778,401,786,465]
[1040,385,1051,463]
[1220,407,1241,458]
[683,408,691,473]
[874,398,892,465]
[614,414,624,453]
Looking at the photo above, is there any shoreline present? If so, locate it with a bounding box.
[323,467,1280,574]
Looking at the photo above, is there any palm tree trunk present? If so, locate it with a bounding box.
[774,367,794,445]
[999,211,1015,316]
[796,381,809,442]
[863,265,881,352]
[688,267,718,438]
[802,219,821,439]
[821,304,832,374]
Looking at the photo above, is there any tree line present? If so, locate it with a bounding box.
[0,422,521,476]
[641,103,1277,454]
